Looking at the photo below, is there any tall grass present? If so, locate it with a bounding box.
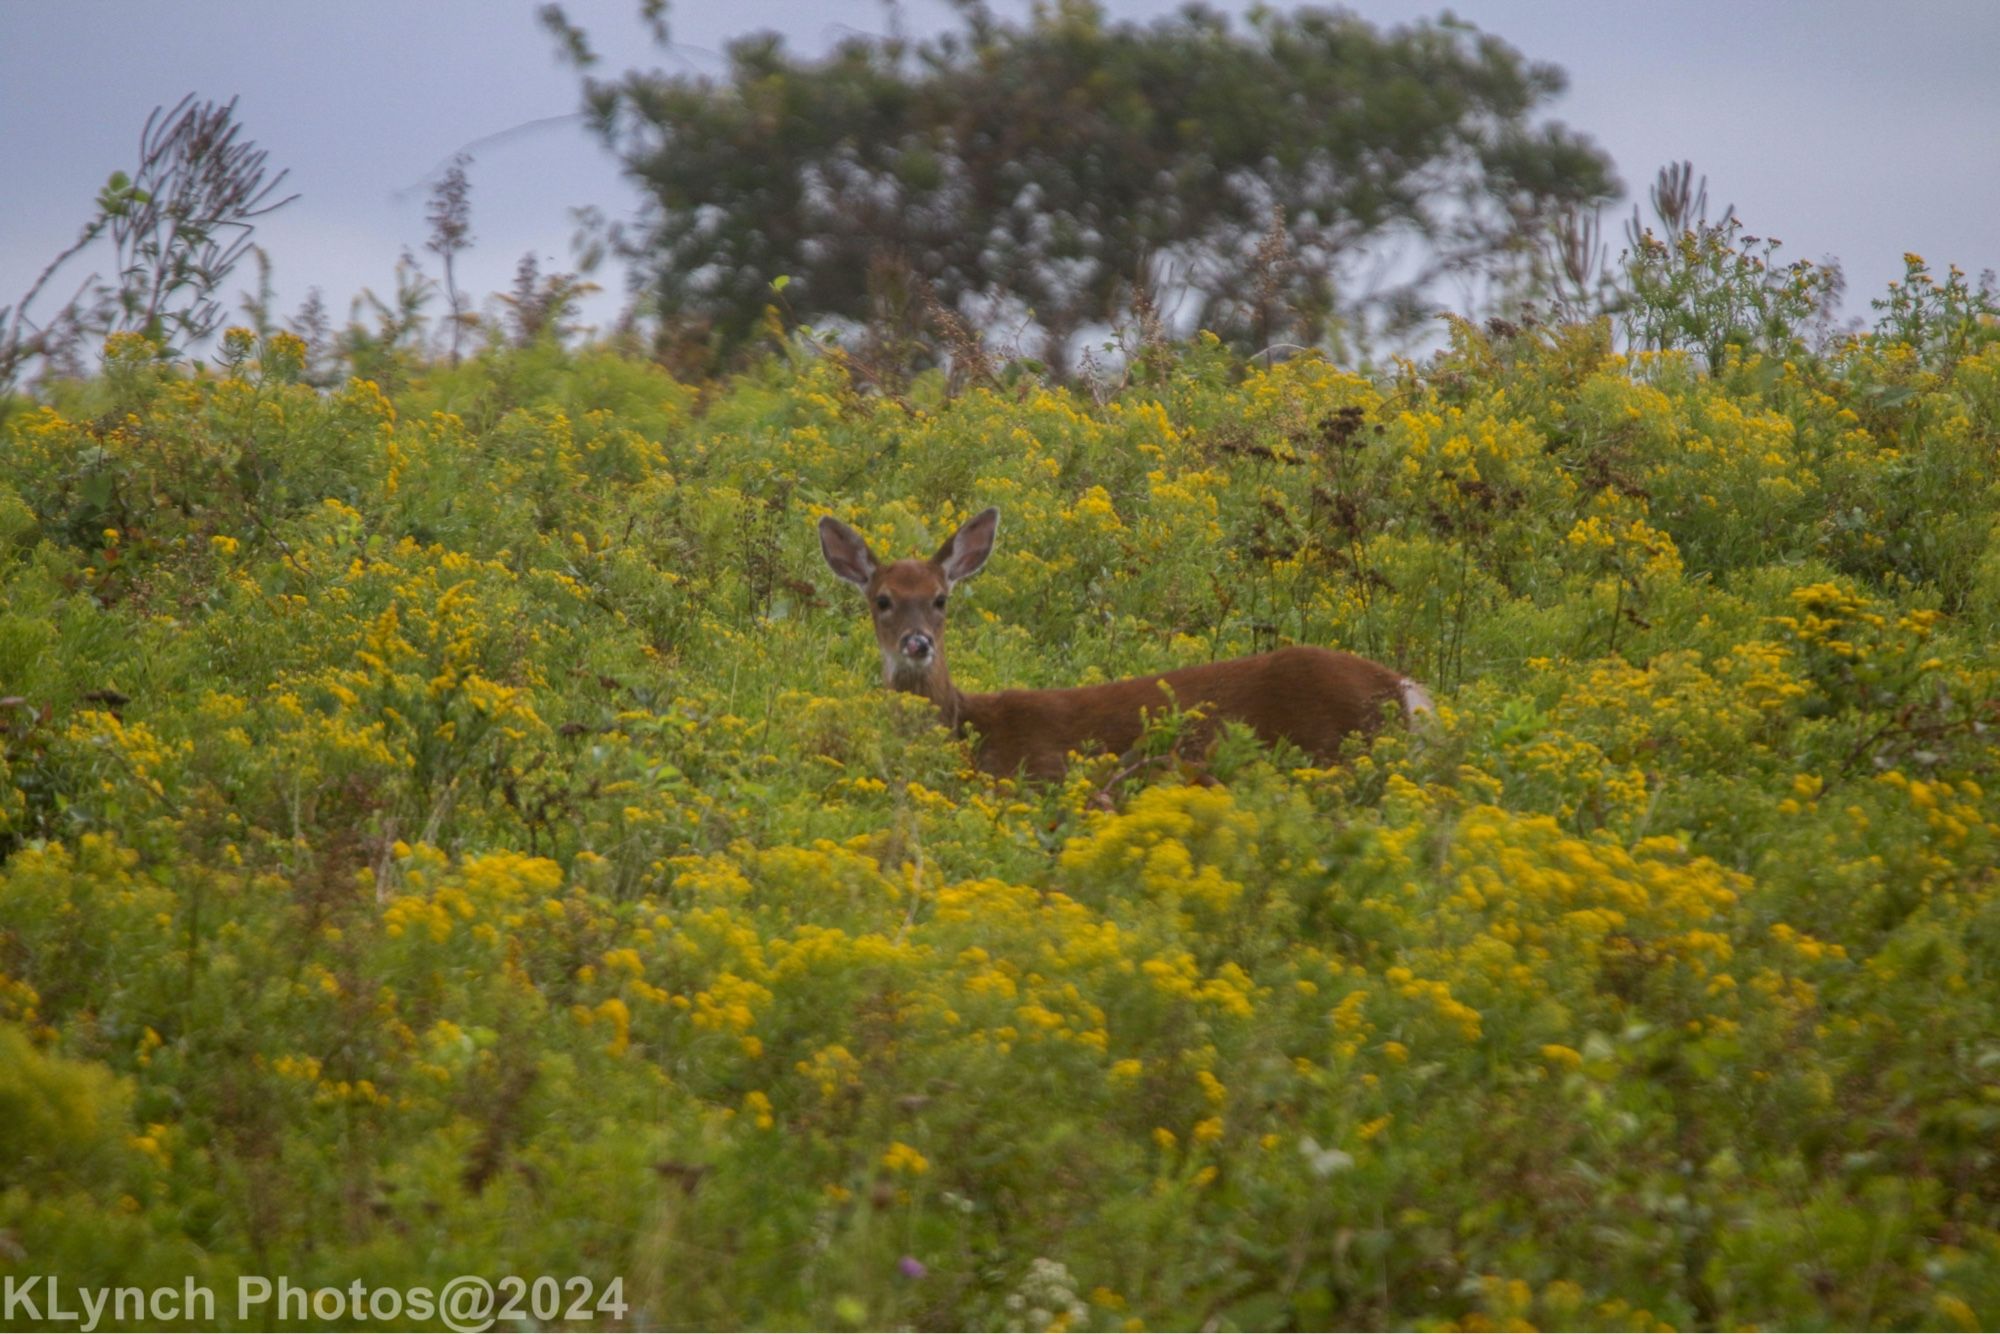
[3,289,1999,1328]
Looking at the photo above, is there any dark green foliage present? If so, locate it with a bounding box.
[562,0,1617,369]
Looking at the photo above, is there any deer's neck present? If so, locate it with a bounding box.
[887,653,967,730]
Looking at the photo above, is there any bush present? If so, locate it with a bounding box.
[2,321,1997,1328]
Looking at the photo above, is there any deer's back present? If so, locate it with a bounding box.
[962,645,1410,778]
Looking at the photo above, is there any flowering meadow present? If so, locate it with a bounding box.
[4,284,2000,1329]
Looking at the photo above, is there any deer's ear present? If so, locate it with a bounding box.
[819,516,878,589]
[934,506,999,587]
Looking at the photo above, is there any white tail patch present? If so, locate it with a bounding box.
[1399,678,1435,716]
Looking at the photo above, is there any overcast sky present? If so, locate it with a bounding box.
[3,1,1997,352]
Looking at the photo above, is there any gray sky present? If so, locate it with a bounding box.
[3,1,1997,351]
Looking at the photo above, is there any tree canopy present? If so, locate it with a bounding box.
[554,0,1619,369]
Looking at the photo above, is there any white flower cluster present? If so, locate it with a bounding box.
[1003,1256,1088,1332]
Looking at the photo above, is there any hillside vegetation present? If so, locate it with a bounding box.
[3,278,2000,1329]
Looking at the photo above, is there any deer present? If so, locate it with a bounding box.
[818,506,1433,780]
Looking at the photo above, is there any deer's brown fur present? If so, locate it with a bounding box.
[820,507,1430,779]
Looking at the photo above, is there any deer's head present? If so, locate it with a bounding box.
[819,507,998,694]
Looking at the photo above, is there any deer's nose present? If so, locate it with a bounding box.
[899,632,934,660]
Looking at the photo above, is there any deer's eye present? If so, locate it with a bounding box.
[934,595,948,609]
[874,595,892,611]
